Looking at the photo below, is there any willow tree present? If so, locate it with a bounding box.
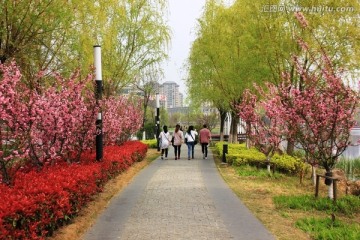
[0,0,78,86]
[187,1,230,141]
[68,0,170,97]
[187,0,270,142]
[1,0,170,98]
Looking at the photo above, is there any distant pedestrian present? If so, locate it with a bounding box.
[199,124,211,159]
[159,125,171,160]
[184,125,198,160]
[172,124,183,160]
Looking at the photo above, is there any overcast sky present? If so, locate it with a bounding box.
[161,0,206,99]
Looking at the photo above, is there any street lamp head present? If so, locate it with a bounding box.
[93,46,102,81]
[156,92,160,108]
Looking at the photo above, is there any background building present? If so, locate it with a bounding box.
[158,81,183,109]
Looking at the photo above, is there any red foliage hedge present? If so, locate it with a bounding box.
[0,141,148,240]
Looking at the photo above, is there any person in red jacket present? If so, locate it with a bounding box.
[199,124,211,159]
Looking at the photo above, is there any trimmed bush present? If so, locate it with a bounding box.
[141,139,158,149]
[271,154,305,174]
[214,142,307,174]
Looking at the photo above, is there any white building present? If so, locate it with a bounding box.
[158,81,183,109]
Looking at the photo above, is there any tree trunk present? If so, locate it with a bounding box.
[245,121,251,149]
[266,156,271,174]
[219,109,227,142]
[286,138,295,155]
[0,162,11,185]
[142,131,146,140]
[142,99,148,129]
[328,182,334,199]
[229,113,239,144]
[325,171,334,199]
[299,169,304,185]
[312,165,317,186]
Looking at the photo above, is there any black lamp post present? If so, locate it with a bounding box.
[94,45,103,161]
[155,93,160,151]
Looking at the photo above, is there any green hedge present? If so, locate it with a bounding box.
[141,139,158,149]
[271,154,307,173]
[214,142,307,174]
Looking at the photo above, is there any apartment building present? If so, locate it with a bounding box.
[158,81,183,109]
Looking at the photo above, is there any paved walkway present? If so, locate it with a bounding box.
[84,145,275,240]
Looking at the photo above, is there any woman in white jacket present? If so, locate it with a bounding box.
[184,125,198,160]
[159,125,171,160]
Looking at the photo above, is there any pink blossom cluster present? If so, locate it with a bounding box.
[0,62,143,185]
[102,96,143,145]
[28,71,98,166]
[281,59,357,170]
[238,87,286,159]
[0,62,32,184]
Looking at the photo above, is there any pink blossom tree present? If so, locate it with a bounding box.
[0,62,31,184]
[238,13,359,195]
[1,63,99,184]
[283,12,358,192]
[273,55,358,178]
[238,87,286,173]
[245,12,359,197]
[102,96,143,145]
[0,62,147,186]
[29,70,98,165]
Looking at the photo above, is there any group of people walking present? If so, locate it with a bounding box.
[158,124,211,160]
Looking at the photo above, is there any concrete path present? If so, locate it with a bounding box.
[84,144,275,240]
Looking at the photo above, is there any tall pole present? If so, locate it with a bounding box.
[155,93,160,151]
[94,45,103,161]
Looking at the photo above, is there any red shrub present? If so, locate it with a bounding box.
[0,141,148,239]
